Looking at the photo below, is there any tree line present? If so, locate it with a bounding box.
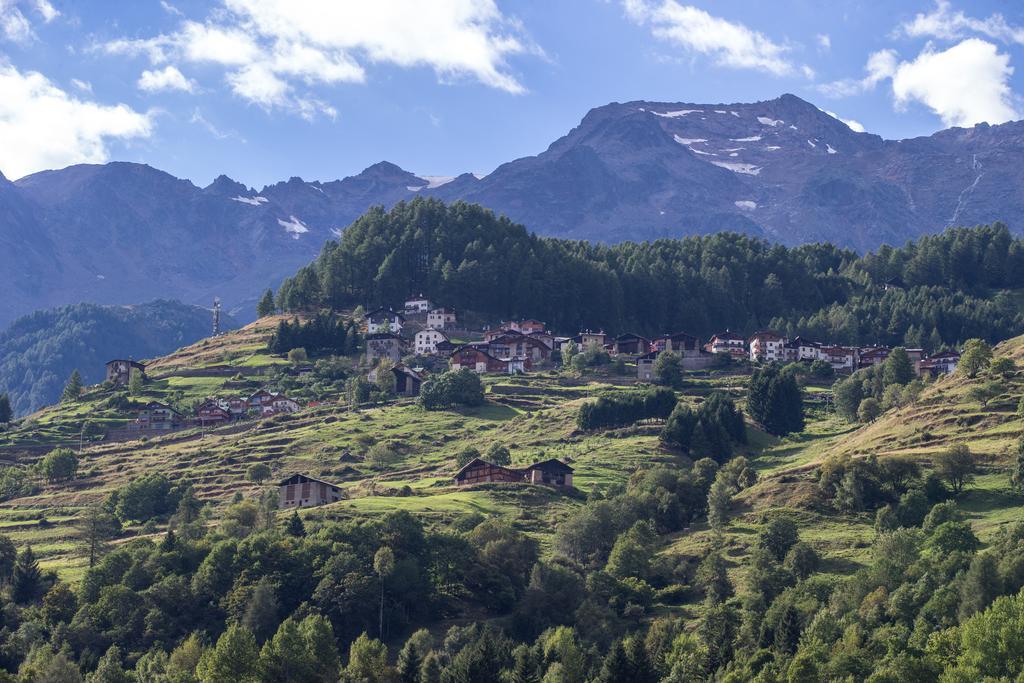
[272,198,1024,349]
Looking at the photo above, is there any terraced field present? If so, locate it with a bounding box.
[2,319,1022,613]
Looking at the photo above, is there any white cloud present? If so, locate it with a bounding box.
[70,78,92,93]
[899,0,1024,45]
[818,48,897,97]
[0,62,153,178]
[138,65,196,93]
[818,39,1016,128]
[101,0,535,117]
[891,38,1017,127]
[816,33,831,51]
[160,0,184,17]
[0,0,57,43]
[823,109,866,133]
[33,0,57,22]
[623,0,804,76]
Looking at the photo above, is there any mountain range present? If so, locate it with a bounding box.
[2,93,1023,326]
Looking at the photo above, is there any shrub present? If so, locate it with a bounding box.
[419,369,485,410]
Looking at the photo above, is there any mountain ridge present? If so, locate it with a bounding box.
[1,93,1023,326]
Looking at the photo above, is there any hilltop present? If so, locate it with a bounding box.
[5,93,1024,324]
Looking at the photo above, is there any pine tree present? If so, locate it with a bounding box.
[508,645,538,683]
[597,641,631,683]
[707,478,732,534]
[78,504,120,568]
[62,369,83,403]
[257,289,276,318]
[882,347,915,386]
[773,604,801,655]
[0,393,12,425]
[11,545,43,603]
[128,368,144,397]
[419,652,442,683]
[396,640,421,683]
[624,636,657,683]
[197,625,260,683]
[286,510,305,537]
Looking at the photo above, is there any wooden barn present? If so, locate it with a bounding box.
[278,474,344,509]
[522,459,574,487]
[453,458,522,486]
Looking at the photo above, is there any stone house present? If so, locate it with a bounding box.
[415,328,450,355]
[366,332,407,364]
[106,359,146,386]
[278,474,344,509]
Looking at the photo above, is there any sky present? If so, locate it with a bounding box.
[1,0,1023,188]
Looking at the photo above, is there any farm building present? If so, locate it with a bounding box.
[453,458,574,488]
[278,474,344,508]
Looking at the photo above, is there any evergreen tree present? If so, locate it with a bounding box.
[86,645,133,683]
[286,511,306,537]
[241,579,280,643]
[653,351,684,389]
[62,369,83,402]
[748,365,804,436]
[396,640,421,683]
[624,635,657,683]
[78,504,120,568]
[11,545,43,603]
[707,478,732,534]
[773,604,801,655]
[959,552,1001,621]
[257,289,276,318]
[0,393,12,425]
[696,551,733,604]
[128,367,144,397]
[883,347,915,386]
[508,645,538,683]
[597,640,631,683]
[419,651,442,683]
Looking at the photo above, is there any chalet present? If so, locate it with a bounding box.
[453,458,522,486]
[748,331,785,362]
[366,332,406,363]
[225,396,249,417]
[858,346,891,369]
[577,330,607,348]
[450,347,523,374]
[652,332,700,356]
[919,350,960,376]
[821,345,858,372]
[415,328,450,355]
[708,331,746,360]
[784,337,824,362]
[426,307,457,330]
[266,395,300,415]
[611,333,650,356]
[404,295,433,313]
[526,330,555,350]
[392,365,424,397]
[278,474,344,509]
[906,348,926,375]
[453,457,573,487]
[248,389,276,409]
[195,399,231,426]
[366,307,405,334]
[133,401,182,431]
[486,332,551,363]
[105,359,146,386]
[512,319,546,334]
[637,350,659,380]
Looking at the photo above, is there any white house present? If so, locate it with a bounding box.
[366,307,405,334]
[427,307,456,329]
[748,331,785,362]
[415,328,449,355]
[404,295,432,313]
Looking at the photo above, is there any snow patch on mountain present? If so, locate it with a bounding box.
[278,216,309,239]
[734,200,757,210]
[652,109,702,118]
[711,161,761,175]
[731,135,762,142]
[758,116,784,126]
[232,196,268,206]
[826,144,838,154]
[807,140,817,148]
[673,135,707,145]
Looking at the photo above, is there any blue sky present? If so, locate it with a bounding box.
[0,0,1022,187]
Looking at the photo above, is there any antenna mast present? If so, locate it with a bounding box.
[212,297,221,337]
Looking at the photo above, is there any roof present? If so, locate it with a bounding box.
[615,332,650,342]
[392,365,424,381]
[525,458,573,473]
[415,328,449,339]
[278,473,342,489]
[711,330,745,341]
[453,457,507,479]
[655,331,697,341]
[106,359,146,368]
[366,332,405,342]
[366,307,406,321]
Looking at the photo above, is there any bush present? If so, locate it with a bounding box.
[419,369,485,410]
[105,474,180,523]
[39,448,78,483]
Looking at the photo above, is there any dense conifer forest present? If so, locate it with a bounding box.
[276,198,1024,348]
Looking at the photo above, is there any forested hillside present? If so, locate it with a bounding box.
[277,198,1024,348]
[0,301,231,416]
